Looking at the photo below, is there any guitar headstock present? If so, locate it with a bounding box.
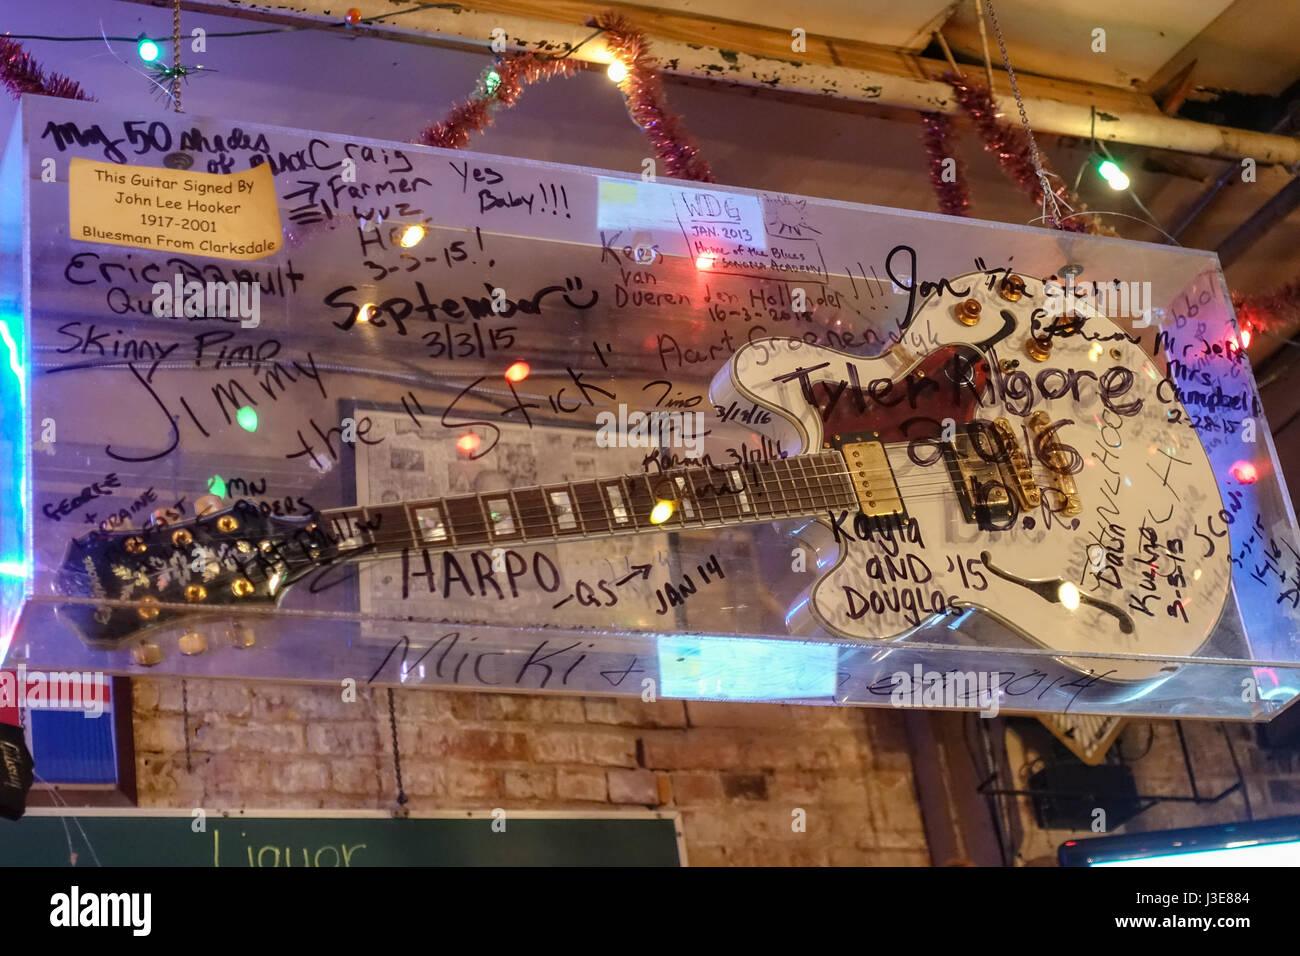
[55,500,335,651]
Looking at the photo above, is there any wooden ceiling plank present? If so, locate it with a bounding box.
[115,0,1300,164]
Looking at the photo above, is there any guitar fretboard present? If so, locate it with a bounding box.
[318,452,858,555]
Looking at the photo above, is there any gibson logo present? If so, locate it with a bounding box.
[0,740,21,782]
[82,555,112,624]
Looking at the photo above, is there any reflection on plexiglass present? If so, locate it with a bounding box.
[2,93,1298,719]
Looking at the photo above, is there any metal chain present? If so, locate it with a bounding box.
[982,0,1069,226]
[387,688,409,810]
[171,0,182,113]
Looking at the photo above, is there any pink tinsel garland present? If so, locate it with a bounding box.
[418,52,577,150]
[0,36,91,101]
[944,73,1111,235]
[590,13,713,183]
[919,111,969,217]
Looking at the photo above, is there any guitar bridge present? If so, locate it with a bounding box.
[1027,411,1081,516]
[990,417,1041,510]
[828,431,906,519]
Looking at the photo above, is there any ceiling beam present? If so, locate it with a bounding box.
[1215,175,1300,268]
[117,0,1300,165]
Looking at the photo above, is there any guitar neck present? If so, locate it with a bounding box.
[317,451,859,557]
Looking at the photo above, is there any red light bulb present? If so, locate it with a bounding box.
[504,361,530,383]
[456,433,482,455]
[345,8,362,26]
[1230,460,1258,484]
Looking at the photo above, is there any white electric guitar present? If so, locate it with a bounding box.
[58,272,1231,682]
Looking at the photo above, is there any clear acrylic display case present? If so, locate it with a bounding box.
[3,94,1298,719]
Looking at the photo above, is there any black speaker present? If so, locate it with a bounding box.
[1027,761,1142,830]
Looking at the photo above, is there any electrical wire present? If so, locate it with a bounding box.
[2,4,464,46]
[1220,722,1254,820]
[1113,721,1155,763]
[1076,105,1174,240]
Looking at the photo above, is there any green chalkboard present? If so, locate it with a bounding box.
[0,811,684,866]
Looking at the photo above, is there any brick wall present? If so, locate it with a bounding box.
[131,679,929,866]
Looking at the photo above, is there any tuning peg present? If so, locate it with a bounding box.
[195,494,224,516]
[131,641,163,666]
[226,623,256,648]
[178,631,208,655]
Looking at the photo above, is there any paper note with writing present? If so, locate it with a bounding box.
[68,158,281,260]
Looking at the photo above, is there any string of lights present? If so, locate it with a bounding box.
[2,2,463,47]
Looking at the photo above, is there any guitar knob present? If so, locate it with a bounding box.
[226,623,256,648]
[178,631,208,655]
[955,298,982,326]
[195,494,224,516]
[131,642,163,666]
[1025,335,1053,362]
[999,274,1026,301]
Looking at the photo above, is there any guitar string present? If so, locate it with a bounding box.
[120,452,1085,582]
[240,458,1076,565]
[221,456,863,564]
[297,451,1075,547]
[99,455,1093,598]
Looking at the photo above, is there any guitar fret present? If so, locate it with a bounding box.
[507,490,526,543]
[745,461,774,518]
[635,474,657,527]
[445,495,491,545]
[544,485,583,536]
[512,487,553,541]
[572,480,611,535]
[666,471,697,526]
[401,503,419,548]
[689,466,720,524]
[566,482,586,535]
[764,458,788,516]
[790,457,814,515]
[599,479,631,530]
[681,469,708,526]
[808,456,832,514]
[769,457,790,515]
[715,468,742,523]
[799,456,821,515]
[477,494,496,541]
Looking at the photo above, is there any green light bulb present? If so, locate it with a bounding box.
[137,36,161,63]
[236,405,258,432]
[208,475,227,498]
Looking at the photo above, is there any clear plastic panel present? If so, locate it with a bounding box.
[3,94,1298,719]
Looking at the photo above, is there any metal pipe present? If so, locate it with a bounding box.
[142,0,1300,165]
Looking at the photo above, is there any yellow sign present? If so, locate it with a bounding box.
[68,158,282,261]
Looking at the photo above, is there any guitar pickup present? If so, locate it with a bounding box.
[831,432,906,519]
[942,430,1014,526]
[1027,411,1081,516]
